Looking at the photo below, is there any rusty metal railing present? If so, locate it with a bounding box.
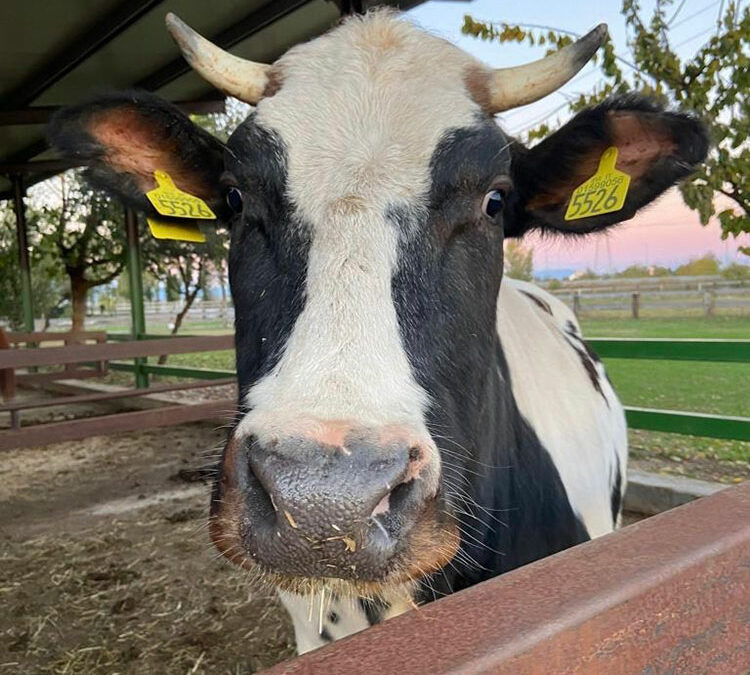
[264,481,750,674]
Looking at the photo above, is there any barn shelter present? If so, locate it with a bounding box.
[0,0,425,335]
[0,0,431,445]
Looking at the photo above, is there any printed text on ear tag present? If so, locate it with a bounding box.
[564,147,630,221]
[146,170,216,220]
[147,217,206,243]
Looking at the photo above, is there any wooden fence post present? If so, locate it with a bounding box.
[573,291,581,317]
[631,292,640,319]
[704,291,716,317]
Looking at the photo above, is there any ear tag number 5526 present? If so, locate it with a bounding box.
[146,170,216,220]
[564,147,630,221]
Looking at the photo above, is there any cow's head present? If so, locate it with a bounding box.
[50,10,707,596]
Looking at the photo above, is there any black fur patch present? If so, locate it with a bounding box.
[564,323,607,404]
[611,462,623,524]
[225,115,310,409]
[319,627,333,642]
[358,597,389,626]
[391,122,590,604]
[520,289,552,315]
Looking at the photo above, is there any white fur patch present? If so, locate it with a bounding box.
[498,278,628,538]
[236,12,482,442]
[278,587,412,655]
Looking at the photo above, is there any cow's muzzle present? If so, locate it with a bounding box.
[212,424,450,583]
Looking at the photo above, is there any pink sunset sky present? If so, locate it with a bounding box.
[526,190,747,274]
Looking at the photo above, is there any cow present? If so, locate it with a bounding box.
[49,9,708,655]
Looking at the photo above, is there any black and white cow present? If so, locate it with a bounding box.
[49,10,708,654]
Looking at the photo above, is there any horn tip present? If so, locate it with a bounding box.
[165,12,198,58]
[589,23,609,46]
[164,12,180,30]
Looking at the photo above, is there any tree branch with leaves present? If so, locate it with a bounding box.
[463,1,749,255]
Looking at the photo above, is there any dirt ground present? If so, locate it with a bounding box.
[0,423,295,675]
[1,417,745,674]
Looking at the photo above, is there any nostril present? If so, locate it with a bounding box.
[242,459,276,529]
[368,478,416,519]
[368,445,425,519]
[388,479,416,513]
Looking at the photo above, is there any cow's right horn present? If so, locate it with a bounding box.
[487,23,608,113]
[165,13,271,104]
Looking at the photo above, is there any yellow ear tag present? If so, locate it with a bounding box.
[147,217,206,243]
[146,170,216,220]
[564,147,630,221]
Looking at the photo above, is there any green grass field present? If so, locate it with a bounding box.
[579,316,749,469]
[580,316,748,339]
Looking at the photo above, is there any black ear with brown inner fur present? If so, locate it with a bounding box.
[507,95,709,237]
[48,90,228,219]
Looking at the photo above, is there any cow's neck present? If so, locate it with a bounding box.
[418,333,589,601]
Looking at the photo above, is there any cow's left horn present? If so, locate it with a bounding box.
[165,13,270,104]
[487,24,608,113]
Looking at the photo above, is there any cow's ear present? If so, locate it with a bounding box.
[48,91,227,218]
[506,95,709,237]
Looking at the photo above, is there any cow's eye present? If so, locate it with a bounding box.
[225,186,243,214]
[481,189,506,219]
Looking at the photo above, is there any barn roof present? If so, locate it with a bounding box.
[0,0,425,199]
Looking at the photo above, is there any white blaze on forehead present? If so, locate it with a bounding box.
[236,12,482,440]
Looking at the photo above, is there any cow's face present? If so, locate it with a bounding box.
[50,11,707,596]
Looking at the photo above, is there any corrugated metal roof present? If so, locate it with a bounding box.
[0,0,423,198]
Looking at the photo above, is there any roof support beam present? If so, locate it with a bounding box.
[0,99,225,127]
[1,0,166,109]
[11,176,34,332]
[0,159,82,176]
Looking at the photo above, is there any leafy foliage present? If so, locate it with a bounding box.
[674,253,720,276]
[463,2,750,254]
[504,240,534,280]
[0,202,67,329]
[32,173,128,330]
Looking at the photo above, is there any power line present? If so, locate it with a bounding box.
[674,26,715,49]
[668,0,689,26]
[670,1,720,29]
[507,100,571,136]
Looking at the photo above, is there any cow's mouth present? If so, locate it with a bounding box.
[208,484,460,596]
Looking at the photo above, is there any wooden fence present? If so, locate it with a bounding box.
[0,332,235,450]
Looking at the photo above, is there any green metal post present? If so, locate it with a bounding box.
[12,176,34,333]
[125,206,148,388]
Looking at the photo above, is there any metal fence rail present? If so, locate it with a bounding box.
[586,338,750,441]
[107,335,750,443]
[3,334,748,447]
[262,481,750,674]
[0,332,236,450]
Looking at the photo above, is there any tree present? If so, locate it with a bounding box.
[616,264,671,278]
[721,262,750,281]
[33,173,127,332]
[504,240,534,280]
[0,201,68,330]
[463,1,750,255]
[143,228,228,362]
[674,253,720,276]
